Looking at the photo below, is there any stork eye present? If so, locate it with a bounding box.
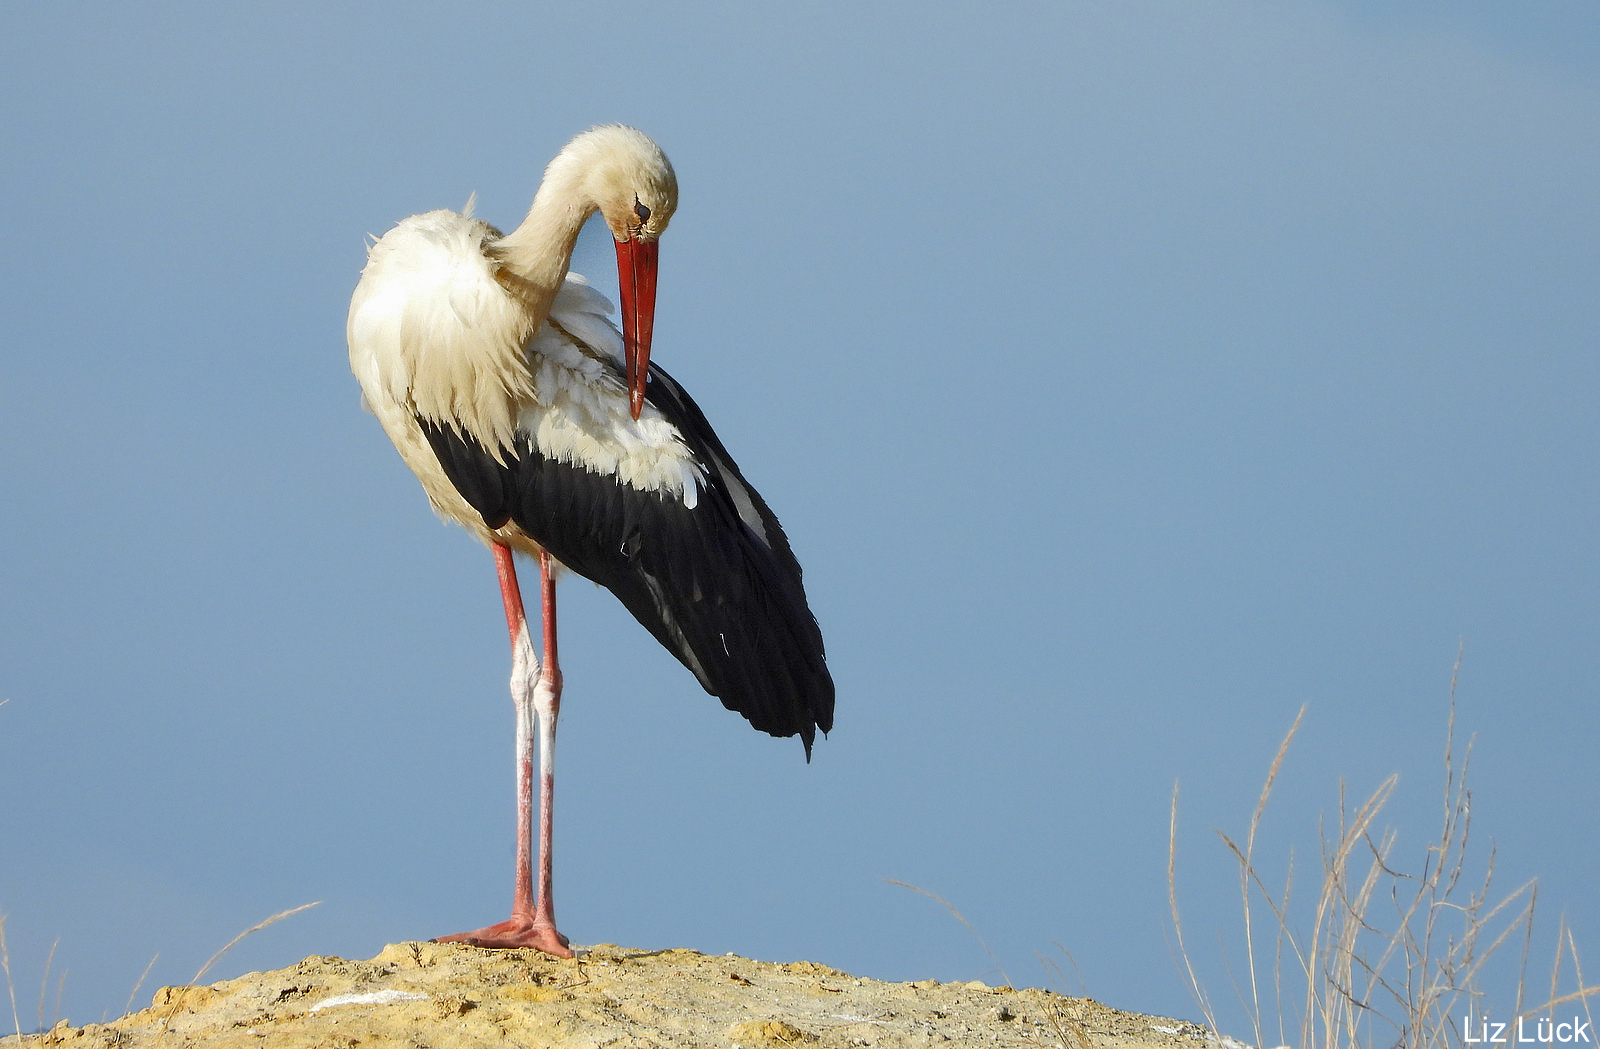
[634,199,651,223]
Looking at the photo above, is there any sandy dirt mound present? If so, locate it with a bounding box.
[7,941,1213,1048]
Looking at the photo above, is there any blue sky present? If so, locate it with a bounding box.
[1,0,1596,1035]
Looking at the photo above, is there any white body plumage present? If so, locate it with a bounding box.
[348,206,705,555]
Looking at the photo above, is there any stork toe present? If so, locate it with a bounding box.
[435,917,573,958]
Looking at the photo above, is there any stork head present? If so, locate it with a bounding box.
[551,126,678,420]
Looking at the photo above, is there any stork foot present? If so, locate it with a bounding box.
[434,918,573,958]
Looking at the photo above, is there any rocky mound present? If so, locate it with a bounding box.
[9,941,1212,1048]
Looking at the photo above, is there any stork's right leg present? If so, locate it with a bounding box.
[434,542,572,957]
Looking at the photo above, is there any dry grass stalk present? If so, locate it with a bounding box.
[157,901,320,1032]
[1036,942,1090,1000]
[1171,655,1598,1049]
[885,879,1014,990]
[34,938,57,1037]
[889,881,1095,1049]
[1032,947,1096,1049]
[188,902,319,989]
[1171,782,1220,1036]
[0,912,19,1041]
[123,953,159,1020]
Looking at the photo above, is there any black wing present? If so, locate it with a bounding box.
[419,363,834,756]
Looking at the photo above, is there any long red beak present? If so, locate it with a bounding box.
[615,237,658,421]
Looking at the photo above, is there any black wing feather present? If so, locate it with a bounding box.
[420,421,516,530]
[417,363,834,756]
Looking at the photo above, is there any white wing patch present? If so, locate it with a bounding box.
[351,216,704,507]
[522,277,706,506]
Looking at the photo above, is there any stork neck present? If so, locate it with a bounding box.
[493,181,597,317]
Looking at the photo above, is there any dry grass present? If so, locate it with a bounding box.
[885,879,1015,989]
[1169,661,1599,1049]
[888,880,1096,1049]
[150,902,320,1034]
[1,911,20,1041]
[0,902,318,1044]
[0,917,59,1041]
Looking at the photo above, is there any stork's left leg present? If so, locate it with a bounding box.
[528,550,569,952]
[435,544,572,958]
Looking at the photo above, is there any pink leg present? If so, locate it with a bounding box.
[532,550,566,944]
[436,543,572,957]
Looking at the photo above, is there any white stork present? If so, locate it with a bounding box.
[347,126,834,958]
